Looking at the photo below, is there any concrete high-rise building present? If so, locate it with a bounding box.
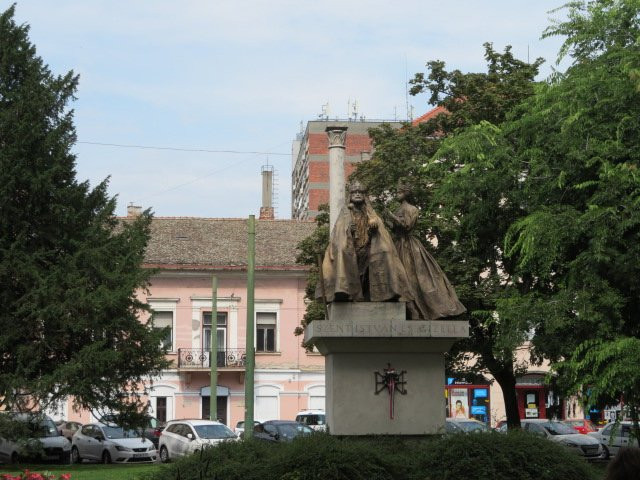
[291,120,404,220]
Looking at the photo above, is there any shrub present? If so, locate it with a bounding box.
[143,432,599,480]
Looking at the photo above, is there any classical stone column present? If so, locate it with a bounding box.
[326,126,348,231]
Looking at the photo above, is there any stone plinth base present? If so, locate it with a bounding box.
[304,303,469,436]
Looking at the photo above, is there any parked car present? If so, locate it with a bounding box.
[253,420,313,443]
[521,419,603,460]
[445,418,489,433]
[71,422,157,464]
[56,421,82,442]
[295,410,327,432]
[0,413,71,464]
[159,419,237,463]
[234,420,260,436]
[588,421,639,459]
[99,414,165,448]
[563,418,598,434]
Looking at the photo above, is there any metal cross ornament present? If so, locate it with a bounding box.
[374,363,407,419]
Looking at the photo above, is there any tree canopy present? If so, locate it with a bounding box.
[505,0,640,426]
[354,43,544,427]
[0,5,169,425]
[356,0,640,426]
[299,0,640,428]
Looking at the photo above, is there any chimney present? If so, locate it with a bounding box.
[127,203,142,217]
[259,166,275,220]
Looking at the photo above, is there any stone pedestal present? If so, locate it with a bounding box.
[304,303,469,435]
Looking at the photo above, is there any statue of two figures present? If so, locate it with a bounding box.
[317,179,466,320]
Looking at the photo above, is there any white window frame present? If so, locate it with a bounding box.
[203,311,228,352]
[149,299,178,353]
[255,301,280,353]
[190,297,241,350]
[149,384,176,422]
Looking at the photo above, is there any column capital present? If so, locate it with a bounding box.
[325,126,348,148]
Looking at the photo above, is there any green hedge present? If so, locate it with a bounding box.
[143,432,599,480]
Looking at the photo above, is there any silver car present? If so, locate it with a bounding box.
[522,419,603,460]
[71,423,157,464]
[159,419,238,463]
[588,421,639,459]
[0,414,71,464]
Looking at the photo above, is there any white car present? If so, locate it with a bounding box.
[71,423,157,464]
[234,420,260,436]
[588,421,639,459]
[0,413,71,464]
[522,419,603,460]
[159,419,238,463]
[295,410,326,432]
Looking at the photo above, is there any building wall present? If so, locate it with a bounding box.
[64,269,324,428]
[292,120,404,220]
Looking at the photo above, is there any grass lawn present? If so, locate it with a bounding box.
[0,463,162,480]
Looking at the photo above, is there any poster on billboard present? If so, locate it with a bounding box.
[450,389,469,418]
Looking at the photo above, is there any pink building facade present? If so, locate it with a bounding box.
[59,217,324,429]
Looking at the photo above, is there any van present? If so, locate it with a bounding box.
[295,410,326,432]
[0,413,71,464]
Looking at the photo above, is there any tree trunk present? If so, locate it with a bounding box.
[630,404,640,445]
[492,369,521,428]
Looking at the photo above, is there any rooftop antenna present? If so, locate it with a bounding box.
[351,100,359,121]
[405,54,410,121]
[318,102,329,120]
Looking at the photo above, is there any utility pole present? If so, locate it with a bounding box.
[244,215,256,438]
[209,275,218,421]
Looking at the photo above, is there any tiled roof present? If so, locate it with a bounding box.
[140,217,316,270]
[412,105,449,126]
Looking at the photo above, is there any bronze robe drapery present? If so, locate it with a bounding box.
[318,205,413,303]
[390,202,466,319]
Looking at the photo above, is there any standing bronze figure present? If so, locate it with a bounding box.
[386,181,466,320]
[317,180,412,304]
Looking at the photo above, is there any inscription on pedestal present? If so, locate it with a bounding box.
[309,320,468,339]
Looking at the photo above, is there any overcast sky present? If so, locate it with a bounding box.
[12,1,568,219]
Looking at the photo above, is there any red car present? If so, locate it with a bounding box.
[563,418,597,434]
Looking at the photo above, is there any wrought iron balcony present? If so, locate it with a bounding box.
[177,348,246,369]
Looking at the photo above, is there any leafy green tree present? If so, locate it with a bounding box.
[355,44,544,428]
[0,5,169,426]
[295,204,329,342]
[503,0,640,426]
[555,337,640,440]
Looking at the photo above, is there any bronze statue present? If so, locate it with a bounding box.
[385,180,466,320]
[317,180,413,304]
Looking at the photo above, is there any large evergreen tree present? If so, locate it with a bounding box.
[0,5,168,423]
